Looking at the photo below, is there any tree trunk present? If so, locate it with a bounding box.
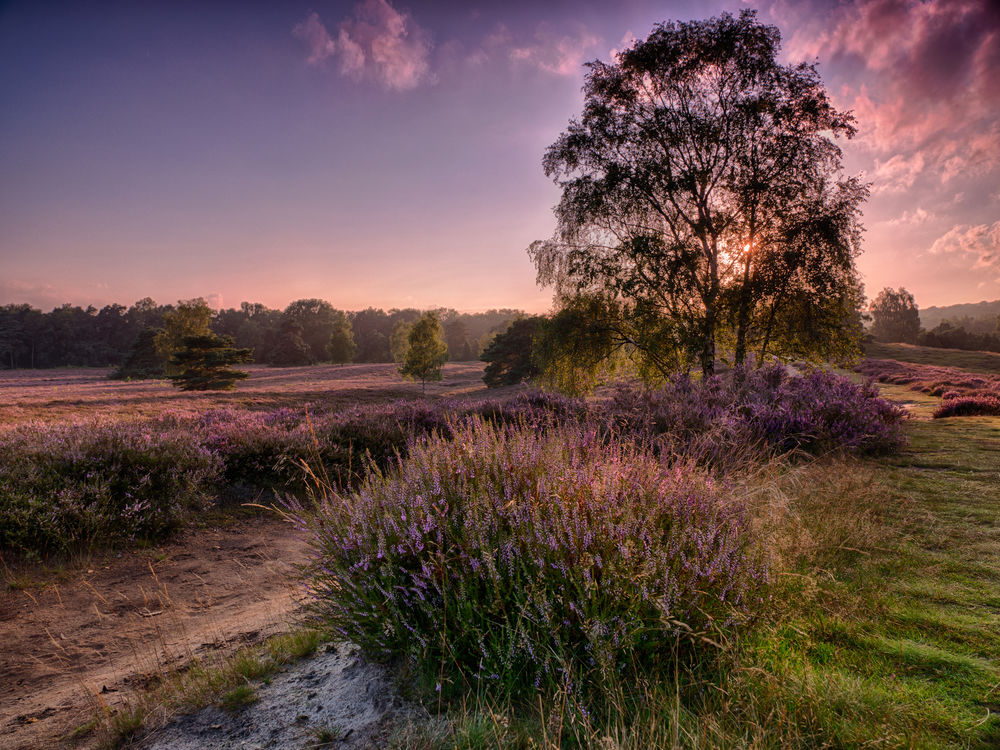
[734,211,756,369]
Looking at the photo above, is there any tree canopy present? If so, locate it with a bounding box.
[870,287,921,344]
[480,316,545,388]
[399,312,448,393]
[167,334,253,391]
[530,10,867,378]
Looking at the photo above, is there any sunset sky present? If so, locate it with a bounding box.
[1,0,997,314]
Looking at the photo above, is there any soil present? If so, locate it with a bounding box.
[142,643,416,750]
[0,514,309,750]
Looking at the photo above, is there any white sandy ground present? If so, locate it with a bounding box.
[141,643,417,749]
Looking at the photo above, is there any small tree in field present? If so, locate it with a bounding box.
[168,334,253,391]
[155,298,213,374]
[869,287,921,344]
[399,312,448,393]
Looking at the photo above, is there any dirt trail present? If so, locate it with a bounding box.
[0,516,309,750]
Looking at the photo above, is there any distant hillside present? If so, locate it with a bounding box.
[920,299,1000,330]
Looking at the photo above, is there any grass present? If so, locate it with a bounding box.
[705,407,1000,747]
[864,341,1000,374]
[385,403,1000,748]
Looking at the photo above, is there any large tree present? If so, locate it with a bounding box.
[530,10,866,377]
[869,287,921,344]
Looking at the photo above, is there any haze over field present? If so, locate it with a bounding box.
[1,0,997,311]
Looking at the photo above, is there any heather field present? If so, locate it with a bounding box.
[0,362,490,427]
[2,356,999,749]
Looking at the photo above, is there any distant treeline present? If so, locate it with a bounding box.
[918,315,1000,354]
[0,298,523,369]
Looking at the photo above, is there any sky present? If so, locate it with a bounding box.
[1,0,997,314]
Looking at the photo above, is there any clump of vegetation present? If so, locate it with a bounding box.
[167,333,253,391]
[109,326,165,380]
[0,419,218,554]
[933,395,1000,418]
[399,312,449,392]
[858,357,1000,404]
[612,364,907,460]
[294,419,769,705]
[480,316,543,387]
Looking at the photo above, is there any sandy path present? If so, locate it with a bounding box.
[0,516,309,750]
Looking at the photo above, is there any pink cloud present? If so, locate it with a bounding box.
[886,207,934,226]
[292,0,433,91]
[764,0,1000,183]
[507,24,601,76]
[929,222,1000,278]
[292,12,336,65]
[872,152,925,193]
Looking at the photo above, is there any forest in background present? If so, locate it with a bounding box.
[0,298,522,370]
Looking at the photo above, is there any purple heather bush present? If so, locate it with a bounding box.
[292,418,768,701]
[0,419,219,553]
[933,396,1000,418]
[857,358,1000,403]
[610,365,906,459]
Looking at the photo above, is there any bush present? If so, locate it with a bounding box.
[293,419,768,702]
[933,396,1000,418]
[609,365,907,459]
[0,420,219,553]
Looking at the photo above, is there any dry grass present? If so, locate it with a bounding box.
[0,362,490,428]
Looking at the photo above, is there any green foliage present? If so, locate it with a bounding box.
[390,320,413,364]
[530,10,865,377]
[870,287,921,344]
[399,312,448,392]
[0,420,219,554]
[267,318,312,366]
[480,316,544,387]
[110,327,165,380]
[532,296,627,395]
[326,310,356,364]
[283,298,341,363]
[444,319,475,361]
[155,298,213,372]
[167,334,253,391]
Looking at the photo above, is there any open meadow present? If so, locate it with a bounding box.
[1,352,998,749]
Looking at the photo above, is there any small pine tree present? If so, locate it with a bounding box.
[110,327,165,380]
[399,312,448,393]
[167,334,253,391]
[327,311,356,365]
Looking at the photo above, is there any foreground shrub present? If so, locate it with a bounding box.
[933,396,1000,418]
[294,419,768,703]
[0,420,219,553]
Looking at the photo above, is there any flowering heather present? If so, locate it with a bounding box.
[857,358,1000,402]
[292,419,768,700]
[0,419,218,553]
[610,364,906,459]
[933,396,1000,418]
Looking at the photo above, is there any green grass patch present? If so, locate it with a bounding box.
[864,341,1000,374]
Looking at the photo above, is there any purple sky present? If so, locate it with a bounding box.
[1,0,998,313]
